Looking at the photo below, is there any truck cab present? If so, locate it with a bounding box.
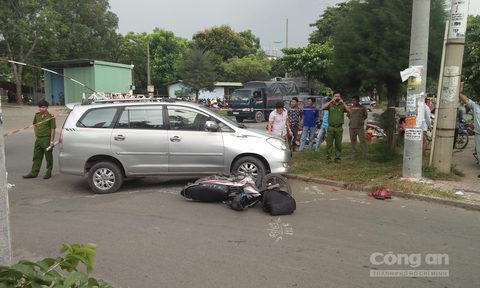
[228,81,299,123]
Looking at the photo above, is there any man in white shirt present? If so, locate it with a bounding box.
[267,102,293,141]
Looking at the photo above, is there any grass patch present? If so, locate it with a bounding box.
[216,110,228,117]
[290,140,463,200]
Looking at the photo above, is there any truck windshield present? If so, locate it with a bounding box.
[230,90,251,103]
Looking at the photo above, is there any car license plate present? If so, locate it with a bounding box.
[233,112,239,115]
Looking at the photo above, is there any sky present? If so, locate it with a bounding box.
[109,0,480,51]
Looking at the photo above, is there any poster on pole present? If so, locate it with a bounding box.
[405,128,423,141]
[449,0,469,39]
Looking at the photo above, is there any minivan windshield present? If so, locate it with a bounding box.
[229,90,252,103]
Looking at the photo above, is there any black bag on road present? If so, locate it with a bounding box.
[262,188,296,215]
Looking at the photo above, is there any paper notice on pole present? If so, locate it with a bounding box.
[449,0,468,39]
[417,98,425,128]
[441,76,460,103]
[400,66,423,83]
[405,128,423,141]
[406,98,417,111]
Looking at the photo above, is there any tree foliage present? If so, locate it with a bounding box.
[279,43,333,82]
[0,0,121,103]
[0,243,113,288]
[463,15,480,100]
[48,0,121,61]
[176,48,217,102]
[222,51,271,83]
[309,2,355,44]
[192,25,258,61]
[0,0,59,104]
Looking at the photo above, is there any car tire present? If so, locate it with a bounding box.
[88,161,124,194]
[254,111,265,123]
[232,156,266,186]
[235,116,244,123]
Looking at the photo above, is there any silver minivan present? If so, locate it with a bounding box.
[59,100,291,193]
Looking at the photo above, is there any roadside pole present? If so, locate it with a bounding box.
[0,101,12,265]
[402,0,431,179]
[432,0,470,173]
[429,21,450,167]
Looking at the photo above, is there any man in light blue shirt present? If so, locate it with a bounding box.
[315,97,330,152]
[459,83,480,172]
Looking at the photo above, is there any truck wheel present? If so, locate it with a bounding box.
[232,156,266,186]
[88,161,124,194]
[254,111,265,123]
[235,116,244,123]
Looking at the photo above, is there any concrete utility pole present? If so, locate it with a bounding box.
[432,0,470,173]
[286,18,289,49]
[402,0,431,179]
[0,102,12,266]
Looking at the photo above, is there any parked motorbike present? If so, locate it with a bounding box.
[22,95,33,105]
[454,123,470,150]
[181,173,291,211]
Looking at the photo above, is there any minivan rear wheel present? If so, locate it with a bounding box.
[88,161,124,194]
[232,156,266,186]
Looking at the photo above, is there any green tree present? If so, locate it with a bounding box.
[239,30,261,53]
[309,2,355,44]
[222,51,271,83]
[330,0,446,150]
[176,48,217,102]
[463,15,480,100]
[0,0,59,104]
[49,0,121,61]
[192,25,255,61]
[279,43,333,82]
[149,28,188,94]
[269,57,287,78]
[117,29,187,94]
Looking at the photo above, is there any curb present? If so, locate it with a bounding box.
[287,174,480,212]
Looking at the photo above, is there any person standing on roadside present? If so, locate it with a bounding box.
[267,101,293,141]
[23,99,56,179]
[459,82,480,174]
[287,97,302,151]
[322,92,350,163]
[348,96,368,157]
[315,97,331,152]
[299,97,319,152]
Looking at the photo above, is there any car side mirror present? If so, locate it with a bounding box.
[205,121,219,132]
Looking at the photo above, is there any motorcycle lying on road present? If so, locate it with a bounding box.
[181,173,293,213]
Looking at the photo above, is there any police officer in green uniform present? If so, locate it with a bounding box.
[23,99,56,179]
[322,92,351,163]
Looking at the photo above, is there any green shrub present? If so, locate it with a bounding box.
[0,243,113,288]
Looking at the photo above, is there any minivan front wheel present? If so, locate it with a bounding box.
[232,156,266,185]
[88,161,124,194]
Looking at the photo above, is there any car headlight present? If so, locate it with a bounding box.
[267,137,288,150]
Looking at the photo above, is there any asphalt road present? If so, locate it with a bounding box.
[3,106,480,287]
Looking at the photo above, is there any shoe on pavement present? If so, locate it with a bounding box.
[43,174,51,180]
[22,174,37,179]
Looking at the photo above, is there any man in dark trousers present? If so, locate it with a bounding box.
[23,99,56,179]
[322,92,351,163]
[348,96,368,157]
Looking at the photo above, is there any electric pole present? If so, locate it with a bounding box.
[402,0,431,179]
[432,0,470,173]
[0,102,12,266]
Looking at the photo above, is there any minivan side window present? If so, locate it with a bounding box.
[116,108,164,129]
[77,108,117,128]
[167,107,209,131]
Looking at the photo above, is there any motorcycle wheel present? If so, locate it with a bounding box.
[454,132,469,150]
[261,174,292,195]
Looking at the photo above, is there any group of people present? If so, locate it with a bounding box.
[267,92,369,163]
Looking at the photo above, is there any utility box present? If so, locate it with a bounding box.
[43,59,133,105]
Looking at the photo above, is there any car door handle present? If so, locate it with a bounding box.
[114,134,126,141]
[170,136,182,142]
